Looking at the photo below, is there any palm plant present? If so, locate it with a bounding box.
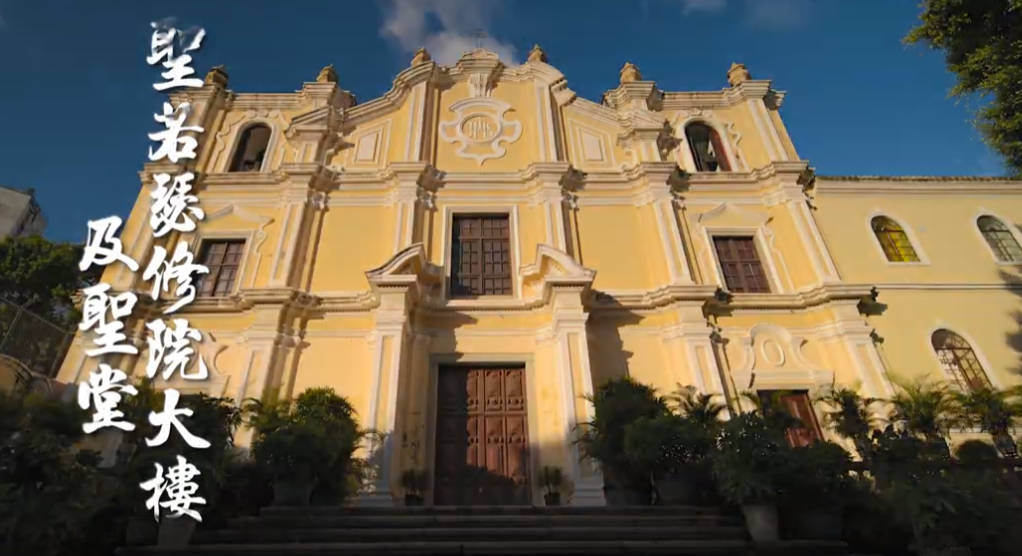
[739,390,802,434]
[817,386,880,461]
[668,384,726,430]
[887,379,960,457]
[954,386,1022,457]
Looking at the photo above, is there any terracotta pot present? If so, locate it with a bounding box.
[654,472,700,505]
[157,515,197,547]
[544,492,561,506]
[742,503,779,542]
[604,484,649,506]
[272,478,314,506]
[789,507,842,540]
[404,493,424,506]
[124,516,158,546]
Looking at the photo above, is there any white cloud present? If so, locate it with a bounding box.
[743,0,810,30]
[681,0,726,13]
[678,0,810,29]
[379,0,517,65]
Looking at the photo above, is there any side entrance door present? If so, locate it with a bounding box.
[434,366,530,505]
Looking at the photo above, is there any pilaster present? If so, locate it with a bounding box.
[548,286,605,506]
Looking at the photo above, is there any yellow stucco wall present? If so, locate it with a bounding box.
[54,51,1022,504]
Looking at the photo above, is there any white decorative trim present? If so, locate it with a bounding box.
[213,113,285,173]
[439,97,522,165]
[729,323,834,395]
[672,110,747,172]
[696,202,789,293]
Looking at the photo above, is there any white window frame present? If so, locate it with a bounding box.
[223,120,277,173]
[973,211,1022,264]
[703,227,784,294]
[866,210,930,266]
[440,205,521,303]
[925,324,1002,390]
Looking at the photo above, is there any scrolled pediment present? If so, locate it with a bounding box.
[729,323,833,393]
[697,202,771,228]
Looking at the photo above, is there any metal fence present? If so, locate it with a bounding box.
[0,298,74,378]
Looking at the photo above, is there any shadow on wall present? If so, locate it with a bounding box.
[999,269,1022,380]
[585,290,643,386]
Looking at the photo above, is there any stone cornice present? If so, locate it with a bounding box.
[587,284,719,311]
[815,175,1022,195]
[705,283,875,312]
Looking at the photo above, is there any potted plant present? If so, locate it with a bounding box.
[711,412,788,542]
[576,377,667,505]
[540,466,563,506]
[291,388,363,505]
[400,469,428,506]
[247,394,337,507]
[780,441,853,540]
[954,386,1022,457]
[623,413,713,504]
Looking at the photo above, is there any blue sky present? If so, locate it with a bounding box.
[0,0,1007,243]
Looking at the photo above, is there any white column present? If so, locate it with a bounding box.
[549,289,605,506]
[358,290,410,506]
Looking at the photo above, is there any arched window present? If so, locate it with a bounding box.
[871,216,919,262]
[685,122,731,172]
[228,124,271,172]
[978,215,1022,262]
[931,329,993,391]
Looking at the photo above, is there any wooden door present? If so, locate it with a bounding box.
[434,366,530,505]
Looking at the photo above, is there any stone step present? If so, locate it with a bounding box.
[195,524,748,544]
[228,513,741,530]
[118,539,848,555]
[258,504,727,516]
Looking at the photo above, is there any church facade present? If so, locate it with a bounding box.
[58,46,1022,506]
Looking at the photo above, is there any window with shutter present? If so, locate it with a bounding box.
[451,215,512,296]
[197,239,245,297]
[712,236,770,293]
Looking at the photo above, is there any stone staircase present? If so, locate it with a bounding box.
[118,505,848,555]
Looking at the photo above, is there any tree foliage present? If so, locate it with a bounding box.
[906,0,1022,176]
[0,235,96,325]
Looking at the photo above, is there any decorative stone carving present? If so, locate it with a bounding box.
[619,62,642,83]
[729,324,834,393]
[411,47,431,65]
[316,64,338,83]
[204,65,228,87]
[727,62,750,87]
[439,92,522,165]
[527,44,548,63]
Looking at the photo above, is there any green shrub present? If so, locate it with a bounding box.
[0,390,104,556]
[247,388,362,503]
[623,414,712,477]
[779,440,853,510]
[577,377,667,488]
[711,412,789,505]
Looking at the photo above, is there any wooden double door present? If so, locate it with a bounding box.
[434,366,530,505]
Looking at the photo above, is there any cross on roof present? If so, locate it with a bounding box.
[471,28,487,49]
